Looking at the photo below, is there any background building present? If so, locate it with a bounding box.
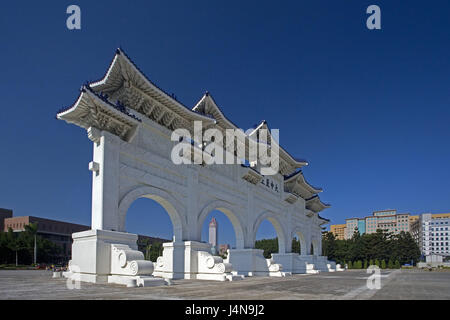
[330,224,346,240]
[340,210,411,239]
[411,213,450,257]
[332,209,450,259]
[1,210,171,263]
[3,215,90,261]
[208,217,218,253]
[0,208,13,232]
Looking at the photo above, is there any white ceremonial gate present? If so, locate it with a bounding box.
[58,48,339,287]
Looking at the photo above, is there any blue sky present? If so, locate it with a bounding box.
[1,1,449,245]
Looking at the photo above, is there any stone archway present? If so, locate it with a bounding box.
[57,48,332,284]
[118,185,186,242]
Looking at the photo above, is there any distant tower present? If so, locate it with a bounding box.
[209,217,218,254]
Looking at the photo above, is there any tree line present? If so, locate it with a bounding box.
[137,238,164,262]
[255,238,308,258]
[254,229,421,268]
[322,229,421,267]
[0,223,63,265]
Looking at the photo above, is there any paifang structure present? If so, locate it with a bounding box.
[58,49,338,286]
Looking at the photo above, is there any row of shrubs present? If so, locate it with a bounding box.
[345,259,401,269]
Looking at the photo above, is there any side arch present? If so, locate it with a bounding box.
[197,200,246,250]
[118,185,187,241]
[252,211,288,254]
[291,228,308,255]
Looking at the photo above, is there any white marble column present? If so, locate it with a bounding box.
[88,127,121,231]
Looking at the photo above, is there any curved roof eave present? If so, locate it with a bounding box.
[89,48,215,125]
[192,92,239,129]
[284,170,323,193]
[306,195,331,212]
[57,85,141,124]
[249,120,308,168]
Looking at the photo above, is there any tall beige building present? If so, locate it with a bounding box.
[330,224,346,240]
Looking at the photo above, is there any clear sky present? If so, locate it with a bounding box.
[1,1,450,245]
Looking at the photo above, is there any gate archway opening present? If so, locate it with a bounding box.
[255,219,279,258]
[124,197,177,262]
[126,198,173,240]
[118,186,186,244]
[292,231,307,255]
[197,201,245,250]
[200,210,237,257]
[253,213,287,256]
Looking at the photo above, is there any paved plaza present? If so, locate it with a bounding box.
[1,269,449,300]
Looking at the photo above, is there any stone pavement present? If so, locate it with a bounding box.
[0,269,449,300]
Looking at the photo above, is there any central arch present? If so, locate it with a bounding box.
[118,185,186,241]
[197,200,245,250]
[252,211,287,254]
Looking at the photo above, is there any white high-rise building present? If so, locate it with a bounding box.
[209,217,218,252]
[414,213,450,257]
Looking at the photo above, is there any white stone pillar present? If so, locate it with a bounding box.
[88,127,121,231]
[244,183,255,249]
[186,166,199,241]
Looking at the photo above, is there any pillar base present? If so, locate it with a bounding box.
[63,271,108,284]
[63,229,166,286]
[271,253,332,274]
[108,275,166,287]
[226,249,286,277]
[153,241,240,281]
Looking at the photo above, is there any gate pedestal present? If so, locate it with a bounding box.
[272,253,329,274]
[153,241,240,281]
[226,249,286,277]
[64,229,165,286]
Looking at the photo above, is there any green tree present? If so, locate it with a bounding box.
[394,260,400,269]
[381,260,386,269]
[149,242,163,262]
[292,238,300,254]
[375,259,380,267]
[36,237,62,263]
[23,223,38,264]
[390,232,421,265]
[321,232,337,260]
[364,260,368,269]
[6,228,25,266]
[255,238,278,259]
[348,261,353,269]
[388,259,394,269]
[334,240,351,265]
